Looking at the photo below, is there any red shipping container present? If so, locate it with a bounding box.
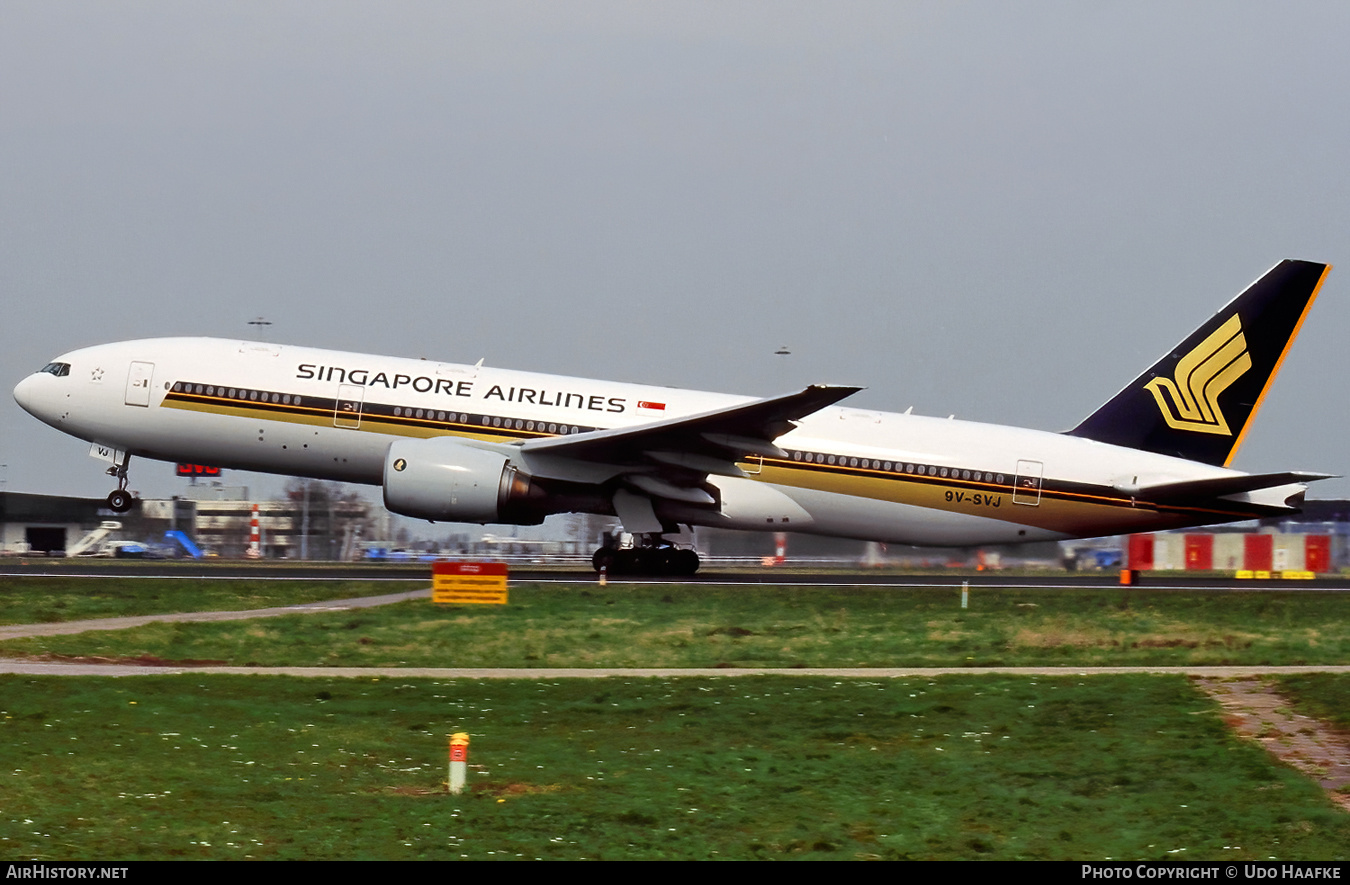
[1244,534,1273,572]
[1306,535,1331,573]
[1185,534,1214,571]
[1128,534,1154,570]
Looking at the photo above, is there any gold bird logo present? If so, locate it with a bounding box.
[1144,314,1251,436]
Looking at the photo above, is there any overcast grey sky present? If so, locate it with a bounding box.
[4,1,1349,503]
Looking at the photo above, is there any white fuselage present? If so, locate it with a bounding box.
[13,337,1288,546]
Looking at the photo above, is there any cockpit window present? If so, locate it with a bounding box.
[39,362,71,377]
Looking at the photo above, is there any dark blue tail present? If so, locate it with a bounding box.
[1067,260,1330,467]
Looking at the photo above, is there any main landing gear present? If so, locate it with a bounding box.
[105,453,134,513]
[592,535,700,577]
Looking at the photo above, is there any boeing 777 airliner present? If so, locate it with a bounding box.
[13,260,1334,574]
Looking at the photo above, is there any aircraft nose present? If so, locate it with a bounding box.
[13,372,62,425]
[13,373,40,416]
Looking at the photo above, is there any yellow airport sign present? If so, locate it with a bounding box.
[432,561,509,604]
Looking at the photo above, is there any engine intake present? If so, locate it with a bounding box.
[383,437,535,524]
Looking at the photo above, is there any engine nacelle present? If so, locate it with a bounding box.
[383,437,535,524]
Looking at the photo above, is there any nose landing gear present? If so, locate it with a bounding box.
[105,453,134,513]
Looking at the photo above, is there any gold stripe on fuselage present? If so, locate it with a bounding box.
[752,458,1268,535]
[161,386,1271,534]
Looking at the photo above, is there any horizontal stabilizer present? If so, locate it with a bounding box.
[1133,471,1336,503]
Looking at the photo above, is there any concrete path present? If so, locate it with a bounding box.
[3,662,1350,677]
[0,587,430,641]
[1194,677,1350,813]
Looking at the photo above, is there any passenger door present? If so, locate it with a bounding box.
[124,361,154,407]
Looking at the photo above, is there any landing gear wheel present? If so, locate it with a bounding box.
[592,547,617,573]
[614,548,639,575]
[673,548,700,576]
[106,489,134,513]
[590,543,699,577]
[104,452,133,513]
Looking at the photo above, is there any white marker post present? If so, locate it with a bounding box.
[961,581,969,610]
[449,732,470,795]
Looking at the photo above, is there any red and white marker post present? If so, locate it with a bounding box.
[448,732,470,794]
[245,504,261,559]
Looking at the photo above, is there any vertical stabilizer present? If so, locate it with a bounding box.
[1067,260,1330,466]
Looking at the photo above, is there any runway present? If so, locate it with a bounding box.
[3,560,1349,591]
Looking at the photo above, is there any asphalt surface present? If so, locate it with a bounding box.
[4,560,1350,591]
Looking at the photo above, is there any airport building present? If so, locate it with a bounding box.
[0,489,371,559]
[1125,530,1339,574]
[0,491,108,556]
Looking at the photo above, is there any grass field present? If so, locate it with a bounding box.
[1276,673,1350,731]
[2,579,1347,669]
[1,576,1346,860]
[2,673,1348,860]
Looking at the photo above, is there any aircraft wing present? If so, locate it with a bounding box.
[520,383,861,465]
[512,384,861,514]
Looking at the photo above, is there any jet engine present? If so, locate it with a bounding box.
[383,437,539,524]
